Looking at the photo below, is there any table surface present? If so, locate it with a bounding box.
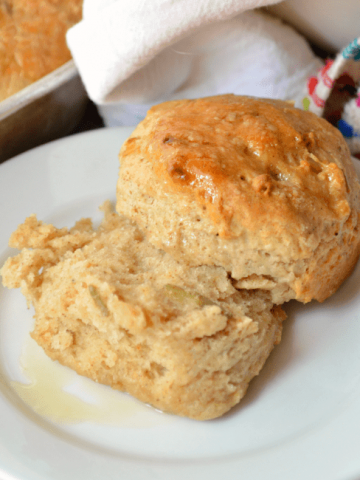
[70,99,105,136]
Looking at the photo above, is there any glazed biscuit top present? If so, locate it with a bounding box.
[121,95,360,248]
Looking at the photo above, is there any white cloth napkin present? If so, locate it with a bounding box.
[67,0,322,126]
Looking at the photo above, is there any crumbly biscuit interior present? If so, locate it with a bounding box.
[1,203,285,420]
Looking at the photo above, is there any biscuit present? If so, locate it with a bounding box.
[0,0,82,101]
[116,95,360,304]
[1,204,285,420]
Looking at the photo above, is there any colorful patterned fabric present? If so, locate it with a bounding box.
[303,37,360,157]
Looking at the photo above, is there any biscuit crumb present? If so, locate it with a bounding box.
[1,208,285,420]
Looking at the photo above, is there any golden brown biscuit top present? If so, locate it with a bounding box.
[0,0,82,101]
[122,95,359,243]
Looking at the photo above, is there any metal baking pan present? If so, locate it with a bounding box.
[0,59,88,163]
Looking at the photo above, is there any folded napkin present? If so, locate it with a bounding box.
[67,0,322,126]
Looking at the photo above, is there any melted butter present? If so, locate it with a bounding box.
[11,338,173,427]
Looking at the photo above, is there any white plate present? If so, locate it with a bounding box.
[1,128,360,480]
